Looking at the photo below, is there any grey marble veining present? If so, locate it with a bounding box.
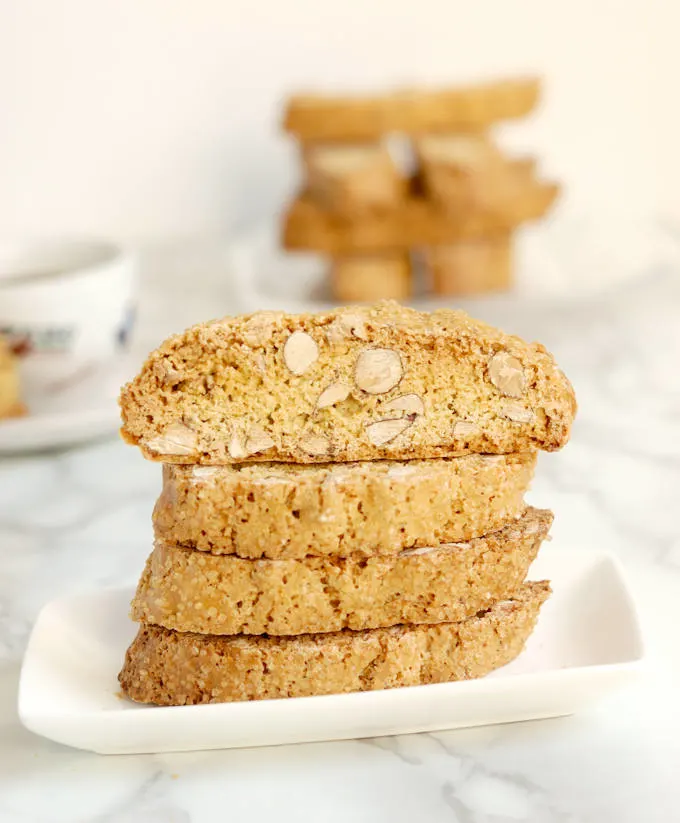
[0,249,679,822]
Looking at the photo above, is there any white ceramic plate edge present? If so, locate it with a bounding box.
[18,550,645,755]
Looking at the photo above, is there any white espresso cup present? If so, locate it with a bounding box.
[0,239,136,392]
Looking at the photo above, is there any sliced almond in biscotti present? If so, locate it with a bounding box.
[145,422,198,457]
[354,348,403,394]
[120,301,576,464]
[298,432,331,457]
[283,331,319,375]
[316,381,351,409]
[382,393,424,415]
[365,417,413,446]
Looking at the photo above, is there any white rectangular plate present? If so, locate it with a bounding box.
[18,549,644,754]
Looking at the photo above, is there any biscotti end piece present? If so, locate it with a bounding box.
[330,253,412,302]
[119,302,576,465]
[427,235,513,296]
[0,338,23,419]
[305,144,406,213]
[415,135,535,216]
[154,453,536,558]
[133,507,552,636]
[120,581,550,705]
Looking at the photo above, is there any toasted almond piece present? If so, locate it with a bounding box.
[382,393,424,415]
[317,381,351,409]
[245,428,276,454]
[299,433,331,456]
[191,466,220,480]
[228,431,248,459]
[283,331,319,375]
[324,313,368,344]
[453,420,479,438]
[253,352,267,374]
[365,416,413,446]
[241,311,284,347]
[501,401,534,423]
[401,541,470,557]
[483,455,507,465]
[355,348,403,394]
[146,422,198,456]
[488,351,526,397]
[151,359,182,387]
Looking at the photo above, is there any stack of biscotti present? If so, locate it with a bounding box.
[118,301,576,705]
[282,77,559,299]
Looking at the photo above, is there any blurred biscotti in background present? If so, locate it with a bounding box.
[425,235,512,296]
[0,336,24,419]
[330,253,412,301]
[283,77,541,141]
[304,144,406,213]
[280,76,559,301]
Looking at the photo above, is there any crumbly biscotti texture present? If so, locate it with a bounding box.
[120,581,550,705]
[0,338,23,419]
[119,302,576,465]
[154,453,536,558]
[132,507,552,636]
[283,77,540,141]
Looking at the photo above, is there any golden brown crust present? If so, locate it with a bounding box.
[120,581,550,704]
[133,507,552,635]
[153,453,536,558]
[119,301,576,465]
[283,77,540,141]
[282,178,558,253]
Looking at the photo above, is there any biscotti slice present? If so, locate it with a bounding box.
[120,581,550,705]
[120,302,576,464]
[283,77,540,142]
[305,144,405,213]
[282,179,559,254]
[0,337,24,419]
[426,235,512,296]
[416,136,533,215]
[154,453,536,558]
[415,133,505,213]
[330,253,411,302]
[133,507,552,636]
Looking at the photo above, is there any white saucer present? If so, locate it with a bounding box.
[18,548,644,754]
[0,354,135,454]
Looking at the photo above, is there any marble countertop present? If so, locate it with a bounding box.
[1,245,679,822]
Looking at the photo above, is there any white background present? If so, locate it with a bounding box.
[0,0,676,240]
